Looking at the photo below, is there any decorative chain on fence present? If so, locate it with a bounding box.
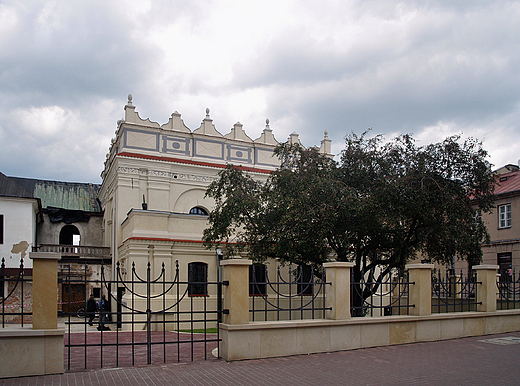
[350,269,413,317]
[431,269,481,313]
[249,264,330,321]
[497,268,520,310]
[62,260,222,371]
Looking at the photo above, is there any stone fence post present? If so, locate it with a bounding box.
[220,259,252,325]
[30,252,61,329]
[0,252,64,378]
[323,262,354,320]
[406,263,434,316]
[473,265,499,312]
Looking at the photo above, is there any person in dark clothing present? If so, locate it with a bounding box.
[97,294,110,331]
[86,294,97,326]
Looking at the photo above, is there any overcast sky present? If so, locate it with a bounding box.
[1,0,519,184]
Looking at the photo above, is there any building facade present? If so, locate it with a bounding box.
[98,96,332,325]
[0,173,109,314]
[481,164,520,278]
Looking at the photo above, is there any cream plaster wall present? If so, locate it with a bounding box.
[0,197,38,268]
[0,328,64,378]
[220,310,520,361]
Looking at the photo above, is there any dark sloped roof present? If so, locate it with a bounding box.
[0,172,34,197]
[0,173,101,212]
[495,170,520,196]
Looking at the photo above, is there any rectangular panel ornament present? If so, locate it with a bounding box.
[193,139,224,160]
[227,145,253,164]
[162,135,191,156]
[124,129,159,152]
[255,148,278,167]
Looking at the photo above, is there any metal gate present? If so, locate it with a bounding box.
[62,260,222,371]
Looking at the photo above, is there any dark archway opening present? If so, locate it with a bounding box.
[59,224,80,245]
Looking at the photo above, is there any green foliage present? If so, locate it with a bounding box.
[203,132,495,299]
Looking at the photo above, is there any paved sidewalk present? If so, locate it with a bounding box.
[2,331,520,386]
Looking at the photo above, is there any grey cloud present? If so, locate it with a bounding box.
[2,0,520,183]
[231,1,520,145]
[0,2,159,107]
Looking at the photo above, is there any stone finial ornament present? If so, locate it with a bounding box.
[127,94,133,105]
[320,130,332,156]
[206,108,210,119]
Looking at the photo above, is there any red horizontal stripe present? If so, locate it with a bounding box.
[117,152,273,174]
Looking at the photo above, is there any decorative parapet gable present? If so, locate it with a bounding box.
[224,122,253,142]
[161,111,191,133]
[320,130,332,157]
[124,94,160,128]
[109,96,329,175]
[289,131,302,145]
[254,119,278,146]
[193,108,223,137]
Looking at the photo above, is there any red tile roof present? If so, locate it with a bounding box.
[495,170,520,196]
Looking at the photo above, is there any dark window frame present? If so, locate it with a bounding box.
[189,207,208,216]
[188,262,208,296]
[297,265,314,296]
[498,252,513,282]
[249,264,267,296]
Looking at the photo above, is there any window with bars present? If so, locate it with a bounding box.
[249,264,267,296]
[297,265,314,295]
[498,204,512,229]
[188,262,208,296]
[498,252,513,281]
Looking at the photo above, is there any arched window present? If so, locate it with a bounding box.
[188,262,208,296]
[59,225,80,245]
[189,207,208,216]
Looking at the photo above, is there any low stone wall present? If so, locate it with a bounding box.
[0,327,64,378]
[220,310,520,361]
[219,261,520,362]
[0,252,64,379]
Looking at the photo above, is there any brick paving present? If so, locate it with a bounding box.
[2,331,520,385]
[64,330,219,371]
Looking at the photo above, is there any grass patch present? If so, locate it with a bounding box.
[177,328,218,334]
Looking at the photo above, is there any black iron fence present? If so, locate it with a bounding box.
[62,260,222,371]
[249,264,330,321]
[1,258,32,327]
[350,269,413,317]
[431,270,480,313]
[497,269,520,310]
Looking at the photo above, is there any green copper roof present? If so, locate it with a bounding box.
[33,180,100,212]
[0,173,101,212]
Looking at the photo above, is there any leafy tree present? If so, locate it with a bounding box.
[203,133,495,315]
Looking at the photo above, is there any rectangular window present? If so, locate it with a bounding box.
[249,264,267,296]
[0,214,4,244]
[188,262,207,296]
[498,204,512,228]
[497,253,513,281]
[297,265,314,296]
